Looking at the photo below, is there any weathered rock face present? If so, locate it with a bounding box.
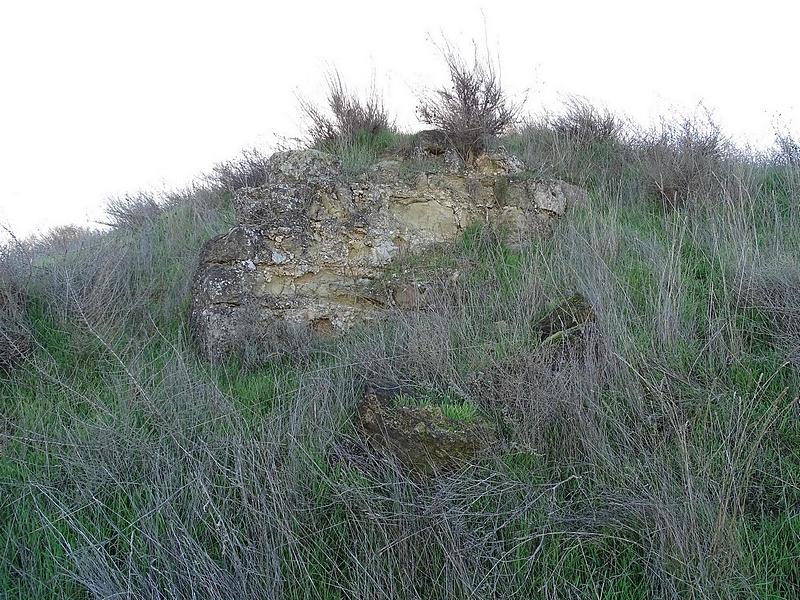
[191,146,588,360]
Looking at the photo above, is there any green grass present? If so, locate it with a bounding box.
[2,118,800,598]
[394,391,481,423]
[333,128,406,175]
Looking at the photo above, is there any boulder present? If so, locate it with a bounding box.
[191,146,588,361]
[409,129,450,157]
[530,292,599,369]
[533,293,595,344]
[356,386,497,474]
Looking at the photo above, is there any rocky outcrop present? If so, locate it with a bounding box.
[191,145,588,361]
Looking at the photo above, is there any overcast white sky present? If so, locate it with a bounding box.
[1,0,798,238]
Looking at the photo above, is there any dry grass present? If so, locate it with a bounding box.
[741,254,800,367]
[2,97,799,599]
[301,71,393,148]
[206,147,271,192]
[23,184,233,338]
[638,113,730,209]
[0,244,31,376]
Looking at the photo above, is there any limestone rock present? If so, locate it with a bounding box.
[356,387,497,474]
[191,146,588,361]
[474,148,525,176]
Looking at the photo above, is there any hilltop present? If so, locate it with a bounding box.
[1,59,799,599]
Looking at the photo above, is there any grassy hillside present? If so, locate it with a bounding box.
[2,101,799,599]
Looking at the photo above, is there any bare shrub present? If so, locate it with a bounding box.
[103,191,162,229]
[418,42,522,163]
[773,129,800,166]
[637,113,730,208]
[206,147,270,191]
[548,97,624,148]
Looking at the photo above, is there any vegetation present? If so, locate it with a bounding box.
[1,79,799,599]
[394,391,481,423]
[300,70,399,174]
[204,147,271,192]
[417,42,522,164]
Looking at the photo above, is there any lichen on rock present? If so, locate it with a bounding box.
[356,386,497,475]
[190,143,588,361]
[533,292,596,345]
